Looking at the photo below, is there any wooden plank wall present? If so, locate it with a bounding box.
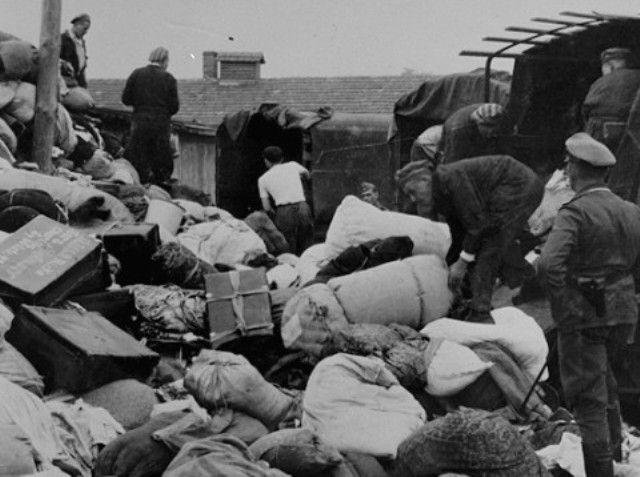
[174,132,217,202]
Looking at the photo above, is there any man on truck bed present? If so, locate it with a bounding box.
[397,154,543,323]
[582,47,640,154]
[539,132,640,477]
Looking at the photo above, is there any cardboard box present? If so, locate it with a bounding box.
[101,223,160,285]
[0,216,103,306]
[7,305,159,393]
[205,268,272,348]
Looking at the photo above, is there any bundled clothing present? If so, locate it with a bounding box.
[441,103,502,164]
[582,68,640,153]
[122,64,179,185]
[258,161,313,255]
[539,185,640,476]
[433,155,544,316]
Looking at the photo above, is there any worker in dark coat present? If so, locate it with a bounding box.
[60,13,91,88]
[397,155,544,322]
[582,47,640,154]
[441,103,505,164]
[122,47,180,185]
[539,132,640,477]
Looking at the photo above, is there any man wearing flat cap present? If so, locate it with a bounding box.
[60,13,90,88]
[539,132,640,477]
[440,102,507,164]
[122,47,179,185]
[582,47,640,154]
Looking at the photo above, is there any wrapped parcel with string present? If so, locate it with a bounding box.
[204,269,272,348]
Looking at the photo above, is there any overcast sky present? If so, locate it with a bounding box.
[1,0,637,79]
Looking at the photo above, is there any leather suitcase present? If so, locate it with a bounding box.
[7,305,159,393]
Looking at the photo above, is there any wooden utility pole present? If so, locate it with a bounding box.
[32,0,61,174]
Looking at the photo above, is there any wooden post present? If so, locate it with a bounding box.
[32,0,62,174]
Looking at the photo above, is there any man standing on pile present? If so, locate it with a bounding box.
[122,47,179,185]
[582,47,640,154]
[60,13,91,88]
[440,103,505,164]
[539,133,640,477]
[258,146,314,255]
[397,154,543,323]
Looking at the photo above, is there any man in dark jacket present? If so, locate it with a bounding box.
[582,47,640,154]
[539,132,640,477]
[441,103,505,164]
[122,47,179,185]
[60,13,90,88]
[398,155,544,322]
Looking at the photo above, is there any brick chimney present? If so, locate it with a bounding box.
[202,51,265,81]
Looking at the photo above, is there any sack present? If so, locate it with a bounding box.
[421,306,549,380]
[328,255,452,328]
[177,218,267,266]
[0,80,17,109]
[111,158,140,185]
[81,149,115,179]
[0,188,64,221]
[0,341,44,396]
[0,40,35,80]
[297,243,331,285]
[0,168,134,222]
[528,169,575,237]
[163,434,290,477]
[94,411,185,477]
[61,86,94,112]
[267,263,300,289]
[153,409,268,452]
[0,376,68,466]
[0,115,17,152]
[54,103,78,154]
[174,199,205,222]
[244,211,290,256]
[325,195,451,260]
[332,452,390,477]
[302,353,426,458]
[130,284,207,335]
[4,81,35,122]
[249,428,343,477]
[0,424,37,476]
[280,283,349,357]
[424,338,493,397]
[184,350,295,430]
[81,379,158,431]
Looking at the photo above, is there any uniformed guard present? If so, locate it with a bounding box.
[539,132,640,477]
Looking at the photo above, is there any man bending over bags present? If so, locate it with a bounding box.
[397,155,544,323]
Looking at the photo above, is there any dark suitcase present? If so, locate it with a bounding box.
[0,215,103,307]
[101,223,160,285]
[68,289,138,334]
[7,305,159,394]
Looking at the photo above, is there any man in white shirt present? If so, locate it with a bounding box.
[258,146,314,255]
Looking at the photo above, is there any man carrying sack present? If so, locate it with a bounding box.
[539,132,640,477]
[396,155,543,323]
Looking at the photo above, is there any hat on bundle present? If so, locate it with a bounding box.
[71,13,91,25]
[470,103,504,126]
[565,132,616,167]
[148,47,169,63]
[600,47,632,64]
[394,408,550,476]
